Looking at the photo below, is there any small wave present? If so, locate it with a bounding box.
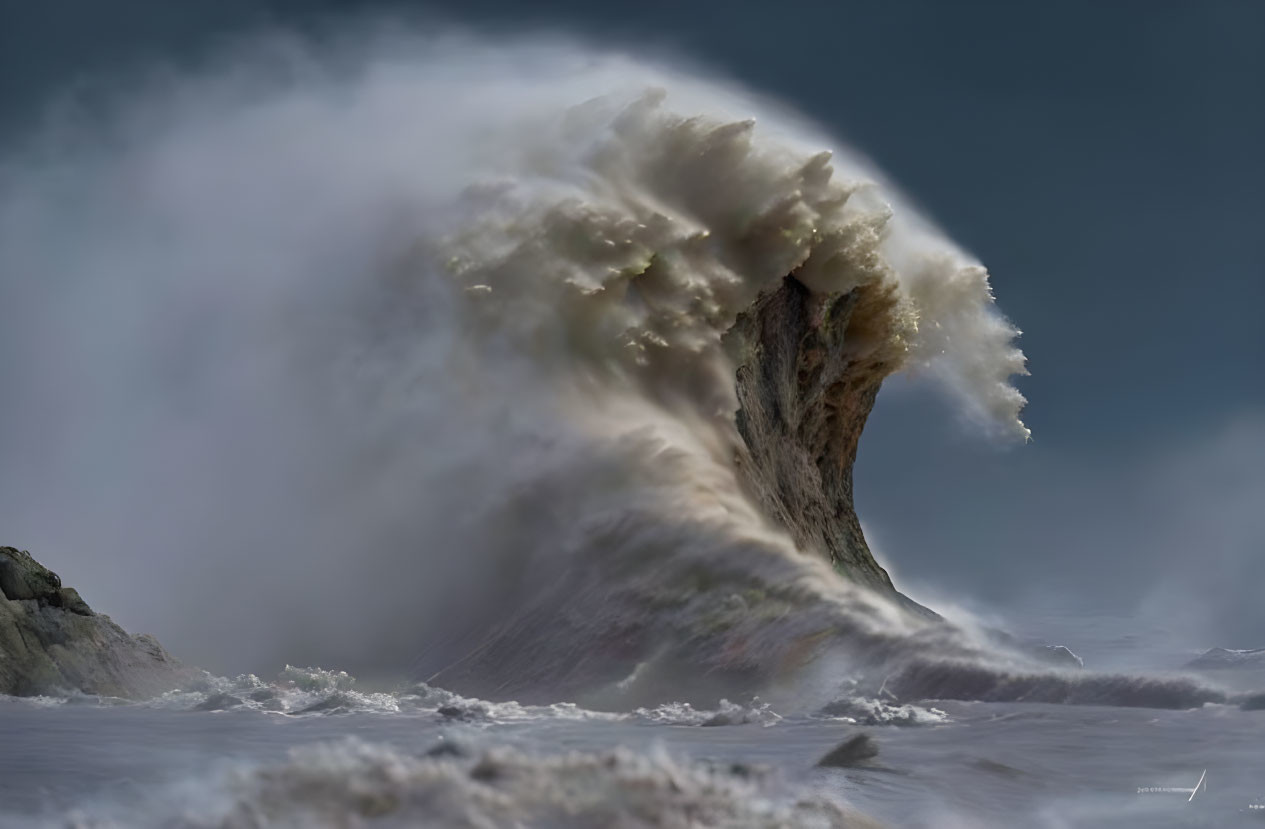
[138,667,626,722]
[60,738,877,828]
[887,658,1230,709]
[0,694,70,709]
[142,666,791,726]
[819,695,948,726]
[23,663,799,728]
[148,667,405,716]
[0,691,135,709]
[633,698,782,727]
[412,683,622,724]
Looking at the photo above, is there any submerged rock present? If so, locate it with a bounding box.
[438,702,492,721]
[0,546,195,698]
[817,734,880,768]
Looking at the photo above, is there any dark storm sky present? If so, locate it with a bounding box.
[2,1,1262,644]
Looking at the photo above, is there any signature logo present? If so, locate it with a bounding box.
[1137,769,1207,802]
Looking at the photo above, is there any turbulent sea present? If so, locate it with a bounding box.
[3,611,1265,828]
[1,25,1262,829]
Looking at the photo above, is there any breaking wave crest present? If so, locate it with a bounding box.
[884,659,1232,710]
[131,667,803,726]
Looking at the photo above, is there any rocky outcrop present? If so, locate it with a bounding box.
[0,546,194,697]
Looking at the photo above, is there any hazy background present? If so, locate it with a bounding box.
[0,0,1261,671]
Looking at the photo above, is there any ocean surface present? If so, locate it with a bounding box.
[3,611,1263,829]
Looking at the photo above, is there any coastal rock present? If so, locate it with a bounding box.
[0,546,195,698]
[0,547,64,603]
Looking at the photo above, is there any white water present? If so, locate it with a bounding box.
[3,619,1264,829]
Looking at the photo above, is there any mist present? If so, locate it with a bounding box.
[858,389,1265,660]
[0,29,592,675]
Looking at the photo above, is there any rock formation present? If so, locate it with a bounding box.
[0,546,194,697]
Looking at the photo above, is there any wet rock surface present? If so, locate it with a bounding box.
[0,546,195,698]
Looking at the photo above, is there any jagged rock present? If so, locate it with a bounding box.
[0,547,63,602]
[56,587,94,616]
[0,546,196,698]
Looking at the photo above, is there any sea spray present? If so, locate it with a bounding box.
[0,30,1028,698]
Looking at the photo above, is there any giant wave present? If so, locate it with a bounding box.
[3,28,1243,715]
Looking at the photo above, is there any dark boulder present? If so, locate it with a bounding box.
[0,547,64,603]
